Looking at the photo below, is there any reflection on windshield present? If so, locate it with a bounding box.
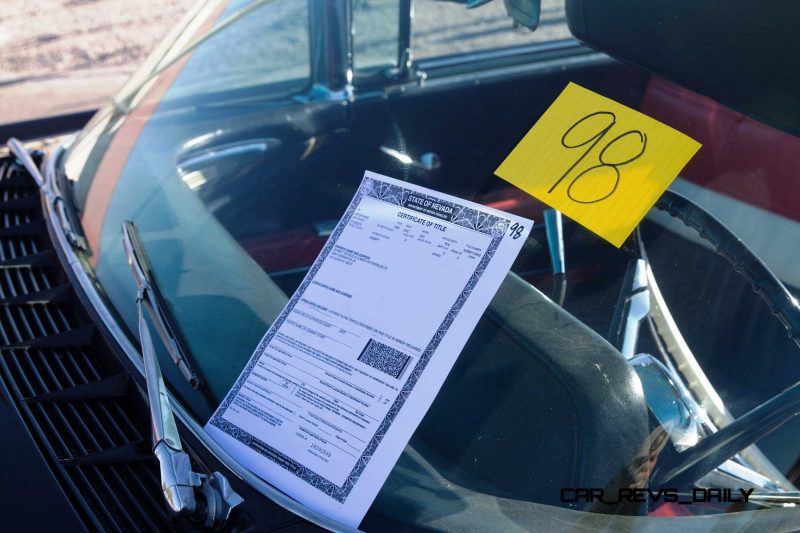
[53,0,800,528]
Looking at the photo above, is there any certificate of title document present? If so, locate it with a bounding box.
[206,171,533,526]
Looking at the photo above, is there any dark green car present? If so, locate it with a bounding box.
[1,0,799,530]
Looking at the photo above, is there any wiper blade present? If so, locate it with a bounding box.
[121,220,201,388]
[6,138,87,251]
[122,220,243,526]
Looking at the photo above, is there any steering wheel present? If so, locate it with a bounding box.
[646,190,800,488]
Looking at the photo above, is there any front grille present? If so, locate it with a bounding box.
[0,155,178,531]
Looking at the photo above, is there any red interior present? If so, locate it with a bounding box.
[641,76,800,223]
[245,76,800,275]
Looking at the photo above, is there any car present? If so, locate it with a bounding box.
[1,0,799,531]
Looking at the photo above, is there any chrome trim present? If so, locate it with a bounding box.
[621,259,650,360]
[42,143,356,533]
[177,141,274,174]
[747,492,800,505]
[630,353,701,451]
[704,459,783,498]
[415,38,584,71]
[410,51,612,93]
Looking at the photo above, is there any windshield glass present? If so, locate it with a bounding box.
[57,0,800,529]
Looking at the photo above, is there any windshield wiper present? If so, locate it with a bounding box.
[6,137,87,251]
[122,220,243,527]
[121,220,202,388]
[8,138,203,390]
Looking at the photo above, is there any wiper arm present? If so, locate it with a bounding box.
[6,138,87,251]
[122,221,243,527]
[121,220,201,388]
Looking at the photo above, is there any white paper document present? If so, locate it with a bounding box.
[206,171,532,526]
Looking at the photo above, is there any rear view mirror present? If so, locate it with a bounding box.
[501,0,540,30]
[463,0,541,30]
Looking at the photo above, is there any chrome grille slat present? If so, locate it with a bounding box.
[0,352,110,531]
[39,302,62,332]
[63,349,168,499]
[6,350,122,518]
[2,272,14,297]
[19,351,142,531]
[62,356,141,445]
[16,306,39,339]
[13,268,29,297]
[2,306,23,342]
[14,353,97,459]
[50,302,75,332]
[42,352,116,449]
[23,305,50,338]
[76,347,103,381]
[100,461,165,532]
[20,262,39,292]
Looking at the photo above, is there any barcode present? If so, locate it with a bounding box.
[357,339,411,379]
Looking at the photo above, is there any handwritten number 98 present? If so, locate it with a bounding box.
[547,111,647,204]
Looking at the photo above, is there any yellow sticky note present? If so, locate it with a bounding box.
[495,82,701,247]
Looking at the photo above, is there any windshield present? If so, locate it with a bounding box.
[56,0,800,530]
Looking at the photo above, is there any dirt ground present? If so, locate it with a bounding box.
[0,0,568,125]
[0,0,195,123]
